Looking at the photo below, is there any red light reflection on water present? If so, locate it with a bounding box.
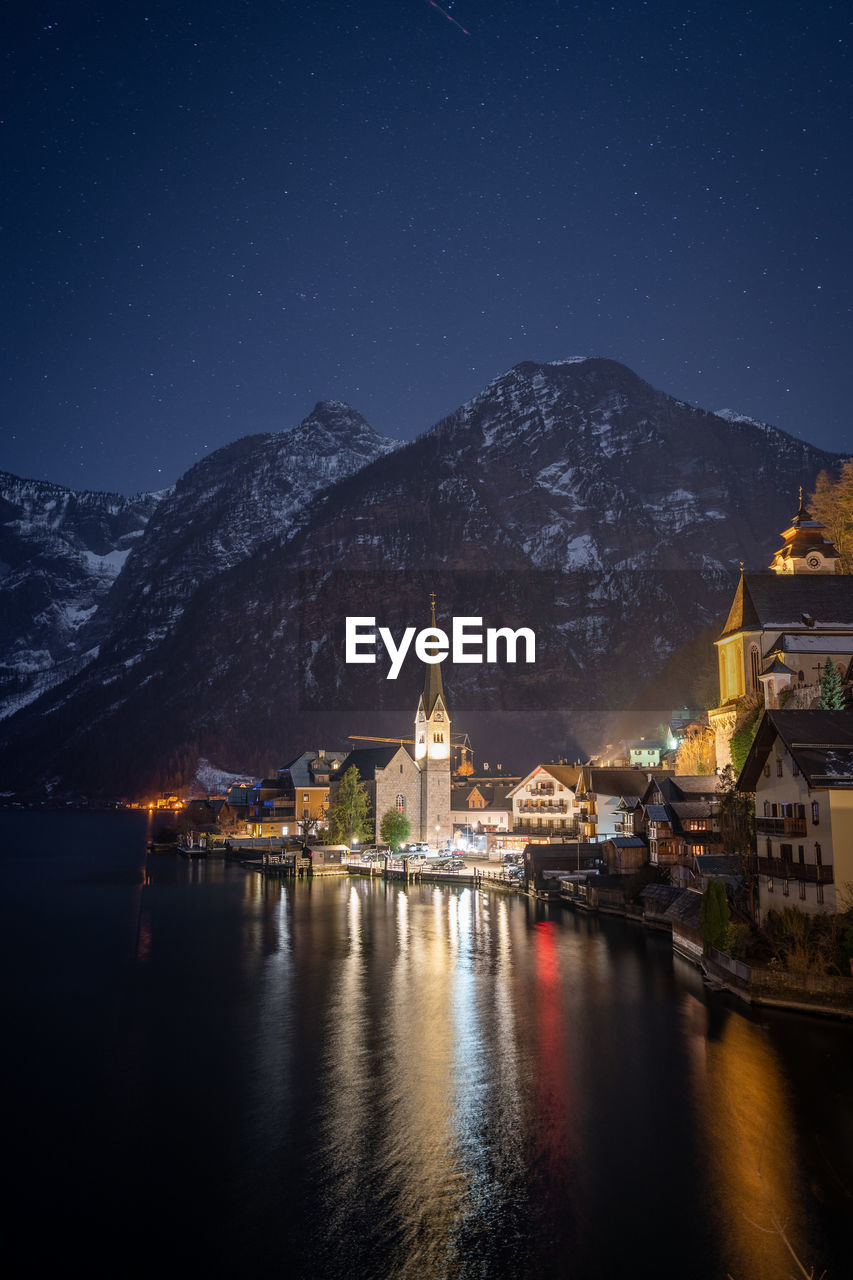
[531,919,573,1179]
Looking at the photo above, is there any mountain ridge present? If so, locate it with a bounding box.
[0,357,844,797]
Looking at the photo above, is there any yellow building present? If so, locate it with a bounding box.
[709,497,853,767]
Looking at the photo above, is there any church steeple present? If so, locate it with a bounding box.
[414,594,451,845]
[414,594,450,765]
[422,591,445,717]
[769,488,841,575]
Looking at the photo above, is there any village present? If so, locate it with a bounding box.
[148,492,853,1017]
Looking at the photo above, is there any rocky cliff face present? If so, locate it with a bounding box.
[0,359,842,798]
[0,474,164,718]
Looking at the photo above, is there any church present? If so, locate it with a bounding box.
[333,599,453,844]
[709,493,853,766]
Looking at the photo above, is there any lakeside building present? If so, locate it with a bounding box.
[738,709,853,917]
[507,764,582,837]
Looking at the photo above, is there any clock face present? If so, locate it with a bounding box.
[807,555,821,568]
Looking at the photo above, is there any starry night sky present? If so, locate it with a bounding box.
[4,0,852,495]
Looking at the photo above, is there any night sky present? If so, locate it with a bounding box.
[4,1,852,495]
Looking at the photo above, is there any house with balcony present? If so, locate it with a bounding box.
[573,766,665,842]
[737,709,853,916]
[507,764,581,837]
[641,775,724,887]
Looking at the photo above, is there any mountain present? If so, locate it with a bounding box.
[0,474,165,718]
[84,399,399,677]
[0,358,843,798]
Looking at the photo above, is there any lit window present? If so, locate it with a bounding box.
[396,793,405,813]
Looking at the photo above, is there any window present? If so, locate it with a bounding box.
[817,883,824,905]
[434,711,443,722]
[782,879,789,896]
[799,880,806,900]
[767,876,774,892]
[792,759,799,776]
[749,645,760,691]
[798,670,805,683]
[795,803,805,819]
[777,758,783,777]
[395,793,405,813]
[766,838,772,857]
[433,731,444,743]
[764,801,771,817]
[814,842,822,866]
[303,793,309,802]
[812,801,820,825]
[764,763,771,778]
[798,845,805,864]
[780,843,792,860]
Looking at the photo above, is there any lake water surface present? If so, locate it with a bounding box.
[2,811,851,1279]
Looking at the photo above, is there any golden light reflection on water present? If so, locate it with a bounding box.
[682,987,811,1280]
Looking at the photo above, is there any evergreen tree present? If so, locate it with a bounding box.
[699,879,730,953]
[819,657,845,710]
[327,767,372,845]
[379,808,411,852]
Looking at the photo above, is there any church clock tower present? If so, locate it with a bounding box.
[769,489,841,574]
[414,594,452,845]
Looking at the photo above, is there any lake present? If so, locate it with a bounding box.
[1,811,850,1279]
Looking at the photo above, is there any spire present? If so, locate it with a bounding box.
[422,592,445,717]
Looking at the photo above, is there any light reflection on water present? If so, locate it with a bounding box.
[2,817,851,1280]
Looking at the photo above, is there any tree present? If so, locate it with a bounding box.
[327,767,372,845]
[729,693,763,775]
[717,763,757,919]
[379,808,411,852]
[699,879,730,953]
[809,459,853,574]
[674,730,715,774]
[819,656,845,710]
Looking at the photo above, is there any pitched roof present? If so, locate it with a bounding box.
[335,745,409,781]
[577,766,661,798]
[692,854,738,875]
[281,749,349,788]
[738,710,853,791]
[506,763,582,797]
[770,635,853,664]
[670,801,716,820]
[663,888,703,927]
[720,573,853,640]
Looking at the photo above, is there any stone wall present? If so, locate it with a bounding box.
[706,946,853,1013]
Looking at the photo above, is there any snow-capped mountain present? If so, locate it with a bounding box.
[0,474,165,718]
[0,359,843,798]
[88,400,400,674]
